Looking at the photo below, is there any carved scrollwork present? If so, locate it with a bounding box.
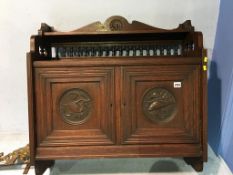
[142,87,177,123]
[59,88,92,125]
[37,16,195,34]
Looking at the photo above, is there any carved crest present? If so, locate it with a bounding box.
[38,16,195,35]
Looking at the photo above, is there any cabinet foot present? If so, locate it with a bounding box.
[184,157,203,172]
[35,160,54,175]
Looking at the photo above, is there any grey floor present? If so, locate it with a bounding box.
[50,149,229,175]
[0,133,232,175]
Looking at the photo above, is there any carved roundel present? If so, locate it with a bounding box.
[142,87,177,123]
[109,19,123,31]
[105,16,129,31]
[59,88,92,125]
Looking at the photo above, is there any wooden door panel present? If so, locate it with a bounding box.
[34,67,115,147]
[121,65,200,144]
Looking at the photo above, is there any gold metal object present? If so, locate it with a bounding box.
[0,144,30,174]
[204,57,208,63]
[202,56,208,71]
[203,65,207,71]
[95,23,108,32]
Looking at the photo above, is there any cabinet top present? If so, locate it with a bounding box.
[37,16,195,36]
[29,16,204,60]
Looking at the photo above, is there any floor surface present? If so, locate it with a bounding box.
[0,133,232,175]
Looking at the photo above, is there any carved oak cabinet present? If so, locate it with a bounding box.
[27,16,207,174]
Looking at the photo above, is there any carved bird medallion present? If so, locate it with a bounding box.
[59,88,92,125]
[142,87,177,123]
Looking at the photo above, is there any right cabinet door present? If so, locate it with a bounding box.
[121,65,201,144]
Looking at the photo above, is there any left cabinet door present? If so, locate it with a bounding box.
[34,66,115,147]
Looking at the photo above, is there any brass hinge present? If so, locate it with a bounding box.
[203,56,208,71]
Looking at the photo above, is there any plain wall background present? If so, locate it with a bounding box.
[208,0,233,171]
[0,0,219,132]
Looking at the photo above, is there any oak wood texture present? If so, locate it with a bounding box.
[121,65,201,145]
[36,144,202,159]
[34,67,115,147]
[27,16,207,174]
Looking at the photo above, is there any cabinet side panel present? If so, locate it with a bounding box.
[27,53,36,165]
[202,49,208,162]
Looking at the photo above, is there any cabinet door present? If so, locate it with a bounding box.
[34,67,115,147]
[121,65,201,144]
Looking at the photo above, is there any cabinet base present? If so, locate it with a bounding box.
[184,157,203,172]
[33,157,204,174]
[35,160,54,175]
